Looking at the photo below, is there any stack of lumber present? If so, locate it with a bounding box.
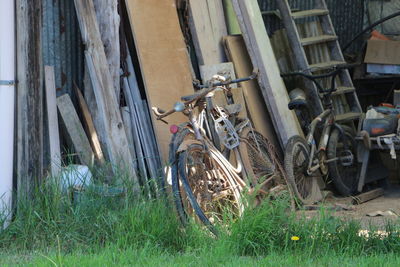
[16,0,305,198]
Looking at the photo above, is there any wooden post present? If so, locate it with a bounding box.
[16,0,44,201]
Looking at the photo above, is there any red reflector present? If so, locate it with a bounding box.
[170,125,179,134]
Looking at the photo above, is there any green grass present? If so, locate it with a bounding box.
[2,173,400,266]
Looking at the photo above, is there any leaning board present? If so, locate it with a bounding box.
[125,0,194,162]
[232,0,302,146]
[223,35,281,153]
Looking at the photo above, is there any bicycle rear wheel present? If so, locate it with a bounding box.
[176,142,242,231]
[327,128,359,196]
[239,128,286,191]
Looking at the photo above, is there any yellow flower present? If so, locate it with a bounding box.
[291,236,300,241]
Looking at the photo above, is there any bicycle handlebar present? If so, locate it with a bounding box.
[280,63,360,95]
[152,69,259,122]
[280,63,359,80]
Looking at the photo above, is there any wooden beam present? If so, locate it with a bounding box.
[57,94,94,166]
[16,0,44,200]
[44,66,62,177]
[124,0,195,161]
[232,0,302,146]
[74,84,105,163]
[74,0,139,186]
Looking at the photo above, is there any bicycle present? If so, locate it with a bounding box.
[281,64,360,205]
[152,70,291,232]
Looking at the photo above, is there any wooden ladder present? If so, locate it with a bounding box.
[276,0,362,123]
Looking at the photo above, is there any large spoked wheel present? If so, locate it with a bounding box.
[284,135,317,205]
[327,128,359,196]
[239,128,285,191]
[174,140,242,232]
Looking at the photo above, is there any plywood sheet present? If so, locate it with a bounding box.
[125,0,194,162]
[224,35,281,153]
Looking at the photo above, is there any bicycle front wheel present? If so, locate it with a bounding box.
[176,142,243,230]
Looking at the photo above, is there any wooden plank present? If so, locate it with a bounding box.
[124,0,195,161]
[232,0,302,146]
[353,188,384,205]
[223,35,281,153]
[300,35,337,46]
[16,0,44,200]
[291,9,329,19]
[74,84,105,163]
[93,0,120,103]
[188,0,227,65]
[74,0,138,186]
[309,60,346,72]
[44,66,62,176]
[57,94,94,166]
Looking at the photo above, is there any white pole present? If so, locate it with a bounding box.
[0,0,15,227]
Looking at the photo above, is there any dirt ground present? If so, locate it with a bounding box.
[301,185,400,230]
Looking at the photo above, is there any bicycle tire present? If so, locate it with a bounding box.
[284,135,317,205]
[169,126,192,226]
[327,128,359,196]
[176,142,242,231]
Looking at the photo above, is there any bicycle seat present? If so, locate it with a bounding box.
[181,87,210,102]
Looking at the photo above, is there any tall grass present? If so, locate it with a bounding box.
[1,167,400,260]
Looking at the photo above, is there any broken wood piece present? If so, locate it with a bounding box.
[352,188,384,205]
[74,83,104,163]
[74,0,139,187]
[44,66,62,177]
[57,94,94,166]
[231,0,302,146]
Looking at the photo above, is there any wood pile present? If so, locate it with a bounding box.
[16,0,304,197]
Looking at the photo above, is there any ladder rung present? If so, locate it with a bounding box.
[301,35,338,46]
[291,9,329,19]
[335,112,362,122]
[332,87,355,96]
[309,61,346,72]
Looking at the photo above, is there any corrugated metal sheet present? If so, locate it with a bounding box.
[42,0,84,97]
[258,0,365,53]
